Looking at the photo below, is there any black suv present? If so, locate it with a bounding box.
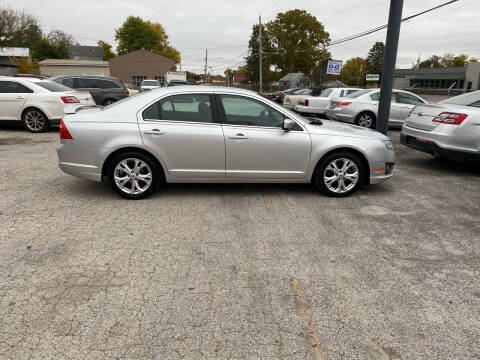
[49,75,129,105]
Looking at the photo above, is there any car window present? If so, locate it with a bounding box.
[370,92,380,101]
[35,81,71,92]
[100,80,121,89]
[0,81,33,93]
[347,89,372,98]
[397,93,423,105]
[340,90,345,97]
[346,89,359,95]
[220,95,284,128]
[60,78,74,88]
[74,78,99,88]
[469,100,480,108]
[440,91,480,106]
[143,93,213,123]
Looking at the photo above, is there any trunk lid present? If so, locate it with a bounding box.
[62,91,95,105]
[404,103,446,131]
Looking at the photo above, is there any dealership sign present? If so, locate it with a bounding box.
[366,74,380,82]
[326,60,342,75]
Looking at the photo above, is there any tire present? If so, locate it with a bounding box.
[108,152,160,199]
[314,152,364,197]
[103,98,116,106]
[355,112,376,129]
[22,108,50,133]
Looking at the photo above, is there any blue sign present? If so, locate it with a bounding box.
[326,60,342,75]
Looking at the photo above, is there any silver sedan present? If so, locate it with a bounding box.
[325,89,427,129]
[57,86,395,199]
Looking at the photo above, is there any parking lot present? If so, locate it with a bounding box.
[0,126,479,359]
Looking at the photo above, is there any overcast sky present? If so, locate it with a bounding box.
[7,0,480,74]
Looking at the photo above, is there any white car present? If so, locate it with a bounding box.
[295,88,362,116]
[140,80,161,92]
[125,83,139,96]
[283,89,314,110]
[0,77,94,132]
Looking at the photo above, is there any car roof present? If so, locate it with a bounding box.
[50,75,119,80]
[0,76,50,83]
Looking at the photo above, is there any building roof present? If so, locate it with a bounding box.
[69,45,103,59]
[0,47,30,57]
[39,59,109,67]
[109,49,176,65]
[395,67,466,75]
[278,72,304,82]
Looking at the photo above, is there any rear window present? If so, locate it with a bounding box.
[319,89,332,97]
[440,91,480,107]
[35,81,71,92]
[142,80,159,86]
[347,89,372,98]
[100,79,121,89]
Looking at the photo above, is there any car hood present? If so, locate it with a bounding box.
[304,119,388,140]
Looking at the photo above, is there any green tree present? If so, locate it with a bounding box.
[115,16,180,63]
[97,40,116,60]
[341,57,367,86]
[366,42,385,74]
[265,9,330,76]
[186,71,199,81]
[419,55,442,68]
[0,7,41,48]
[31,30,73,61]
[245,23,270,83]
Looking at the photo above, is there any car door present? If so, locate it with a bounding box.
[73,78,102,105]
[396,92,425,120]
[0,81,31,120]
[218,94,311,179]
[138,93,225,178]
[389,92,404,123]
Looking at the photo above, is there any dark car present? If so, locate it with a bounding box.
[49,75,129,106]
[168,80,192,86]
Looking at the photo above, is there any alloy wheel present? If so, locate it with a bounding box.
[323,158,359,194]
[24,110,46,132]
[113,158,153,195]
[357,114,373,128]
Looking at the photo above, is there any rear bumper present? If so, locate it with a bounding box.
[401,133,480,162]
[325,109,355,123]
[295,105,326,114]
[283,103,295,110]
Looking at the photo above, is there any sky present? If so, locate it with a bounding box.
[5,0,480,74]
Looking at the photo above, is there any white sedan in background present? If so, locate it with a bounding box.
[295,88,362,116]
[0,77,94,132]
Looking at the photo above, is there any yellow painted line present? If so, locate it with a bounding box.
[263,193,272,209]
[291,278,325,360]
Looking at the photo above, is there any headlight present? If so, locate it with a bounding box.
[381,139,394,151]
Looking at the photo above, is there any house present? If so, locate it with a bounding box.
[233,73,246,84]
[278,72,308,89]
[39,59,110,76]
[0,47,30,75]
[68,45,103,61]
[109,50,176,87]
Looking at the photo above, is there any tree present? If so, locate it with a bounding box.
[265,9,330,77]
[186,71,199,81]
[31,30,73,61]
[98,40,116,60]
[419,55,442,68]
[245,23,270,83]
[366,42,385,74]
[341,57,368,86]
[115,16,181,63]
[8,56,39,73]
[0,7,41,48]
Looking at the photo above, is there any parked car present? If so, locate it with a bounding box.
[269,87,303,104]
[49,75,129,106]
[283,88,322,110]
[295,88,362,117]
[0,77,94,132]
[401,90,480,162]
[140,80,161,92]
[168,80,192,86]
[325,89,427,129]
[57,86,395,199]
[124,83,139,96]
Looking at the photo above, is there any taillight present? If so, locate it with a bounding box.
[332,101,352,107]
[59,119,73,139]
[125,90,129,95]
[60,96,80,104]
[304,99,309,106]
[432,112,467,125]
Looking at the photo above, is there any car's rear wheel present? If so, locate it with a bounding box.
[315,152,363,197]
[103,98,116,106]
[108,152,160,199]
[355,112,376,129]
[22,108,49,133]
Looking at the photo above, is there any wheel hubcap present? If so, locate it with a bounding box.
[358,115,373,128]
[323,158,359,194]
[114,158,152,195]
[25,111,45,131]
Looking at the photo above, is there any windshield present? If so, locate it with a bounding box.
[34,81,72,92]
[319,89,332,97]
[142,80,159,86]
[440,91,480,106]
[347,89,372,98]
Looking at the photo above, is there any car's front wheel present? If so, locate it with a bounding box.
[315,152,363,197]
[108,152,160,199]
[22,108,50,133]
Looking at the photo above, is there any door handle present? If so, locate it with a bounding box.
[144,129,165,135]
[229,133,248,140]
[16,96,25,100]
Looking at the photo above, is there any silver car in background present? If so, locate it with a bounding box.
[325,89,427,129]
[401,90,480,162]
[57,86,395,199]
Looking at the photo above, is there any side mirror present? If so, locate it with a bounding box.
[283,118,295,131]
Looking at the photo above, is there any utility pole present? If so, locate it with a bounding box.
[259,14,263,93]
[377,0,404,135]
[204,49,208,84]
